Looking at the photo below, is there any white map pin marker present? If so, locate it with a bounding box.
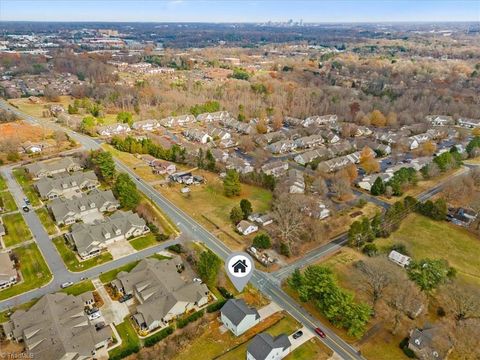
[226,252,255,292]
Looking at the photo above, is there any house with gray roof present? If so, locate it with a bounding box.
[112,258,210,333]
[197,111,231,123]
[2,292,112,360]
[261,161,289,177]
[408,325,452,360]
[294,147,334,165]
[97,123,131,137]
[247,333,291,360]
[48,189,120,226]
[294,134,324,149]
[35,170,99,200]
[0,252,17,289]
[25,156,82,180]
[65,210,149,259]
[285,169,305,194]
[221,299,260,336]
[266,139,296,154]
[132,119,160,132]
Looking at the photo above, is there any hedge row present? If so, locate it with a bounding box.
[109,345,140,360]
[207,299,227,313]
[144,326,174,347]
[176,309,205,329]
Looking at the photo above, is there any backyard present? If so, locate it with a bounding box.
[52,236,113,272]
[108,318,141,360]
[36,207,58,235]
[0,243,52,301]
[0,191,18,213]
[12,168,41,206]
[129,233,159,251]
[2,213,33,247]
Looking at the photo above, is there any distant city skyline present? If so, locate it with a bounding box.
[0,0,479,23]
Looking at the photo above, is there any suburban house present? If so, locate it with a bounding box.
[112,258,210,333]
[261,161,289,177]
[132,119,160,131]
[248,213,274,226]
[48,189,120,226]
[220,299,260,336]
[226,156,254,174]
[0,252,17,289]
[285,169,305,194]
[25,156,82,180]
[408,325,452,360]
[237,220,259,235]
[2,293,112,360]
[197,111,231,123]
[207,126,231,141]
[294,148,334,165]
[262,131,287,144]
[183,128,213,144]
[457,117,480,128]
[160,114,196,128]
[211,148,230,163]
[294,135,324,149]
[267,139,296,154]
[65,210,149,259]
[317,151,360,173]
[19,141,50,154]
[358,173,393,192]
[247,333,291,360]
[302,114,337,127]
[35,170,99,200]
[97,123,131,137]
[152,160,177,175]
[388,250,412,268]
[426,115,454,127]
[221,118,255,135]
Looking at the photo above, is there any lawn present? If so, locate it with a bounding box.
[52,237,113,272]
[0,298,38,323]
[9,96,74,118]
[12,168,41,206]
[0,243,52,301]
[36,207,57,235]
[0,174,7,191]
[99,260,140,284]
[60,280,95,296]
[129,233,159,251]
[287,339,331,360]
[108,319,141,359]
[376,214,480,285]
[0,191,18,212]
[2,213,33,247]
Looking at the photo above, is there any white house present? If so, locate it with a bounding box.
[237,220,258,236]
[97,123,131,137]
[388,250,411,268]
[132,119,160,131]
[458,117,480,128]
[221,299,260,336]
[426,115,454,127]
[247,333,291,360]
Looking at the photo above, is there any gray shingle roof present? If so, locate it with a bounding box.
[221,299,260,326]
[247,333,291,360]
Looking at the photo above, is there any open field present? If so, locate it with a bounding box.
[376,213,480,285]
[35,207,57,235]
[52,236,113,272]
[12,168,41,206]
[9,96,73,118]
[0,191,18,213]
[60,280,95,296]
[2,213,33,247]
[0,243,52,301]
[108,318,141,359]
[129,233,159,251]
[0,120,51,143]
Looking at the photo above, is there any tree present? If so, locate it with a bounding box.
[90,150,116,183]
[370,110,387,127]
[271,194,305,255]
[407,258,455,291]
[229,206,243,225]
[223,169,241,197]
[421,141,437,156]
[371,176,386,195]
[117,111,133,126]
[440,283,480,323]
[80,115,96,135]
[197,250,221,287]
[231,68,250,80]
[205,150,216,172]
[240,199,253,219]
[114,173,140,210]
[348,217,374,248]
[252,233,272,249]
[289,268,303,288]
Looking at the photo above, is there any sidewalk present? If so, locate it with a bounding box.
[92,278,130,326]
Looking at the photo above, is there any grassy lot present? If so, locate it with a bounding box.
[52,237,113,272]
[36,207,57,235]
[99,260,140,284]
[60,280,95,296]
[0,298,39,322]
[287,338,331,360]
[0,191,18,212]
[9,96,73,118]
[12,168,41,206]
[2,213,33,247]
[376,214,480,285]
[108,319,141,359]
[0,243,52,301]
[0,174,7,191]
[129,233,159,251]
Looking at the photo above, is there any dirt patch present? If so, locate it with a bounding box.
[0,121,50,142]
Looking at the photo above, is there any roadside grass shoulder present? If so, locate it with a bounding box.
[12,168,41,206]
[35,207,57,235]
[2,213,32,247]
[99,260,140,284]
[60,280,95,296]
[0,191,17,212]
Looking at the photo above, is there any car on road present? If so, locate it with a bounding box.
[292,330,303,339]
[193,278,202,283]
[88,311,101,321]
[315,328,326,338]
[22,206,30,212]
[119,293,133,303]
[60,281,74,289]
[23,198,30,205]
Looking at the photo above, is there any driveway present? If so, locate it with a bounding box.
[258,301,282,321]
[288,326,315,351]
[107,239,136,259]
[93,278,129,325]
[81,209,104,224]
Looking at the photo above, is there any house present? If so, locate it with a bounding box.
[358,173,393,192]
[0,252,17,289]
[226,156,254,174]
[207,126,231,141]
[183,128,213,144]
[97,123,131,137]
[408,325,452,360]
[285,169,305,194]
[247,333,291,360]
[314,202,331,220]
[35,171,99,200]
[294,135,324,149]
[152,161,177,175]
[322,131,340,144]
[388,250,411,268]
[294,148,334,165]
[457,117,480,128]
[302,114,337,127]
[318,152,360,173]
[261,161,289,177]
[237,220,258,235]
[20,141,50,154]
[48,189,120,226]
[262,131,286,144]
[221,299,260,336]
[140,154,157,166]
[65,210,149,259]
[160,114,196,128]
[197,111,231,123]
[248,213,274,226]
[266,140,296,154]
[2,293,112,360]
[132,119,160,132]
[25,156,83,180]
[426,115,454,127]
[112,258,210,332]
[211,148,229,163]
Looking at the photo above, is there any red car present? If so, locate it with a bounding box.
[315,328,326,338]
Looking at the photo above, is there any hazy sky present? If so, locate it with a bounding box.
[0,0,479,22]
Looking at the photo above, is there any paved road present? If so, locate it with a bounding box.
[0,100,365,360]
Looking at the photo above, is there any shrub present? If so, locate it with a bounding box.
[207,299,227,313]
[362,243,378,257]
[177,310,205,328]
[217,287,234,299]
[280,242,291,257]
[167,244,184,254]
[109,345,140,360]
[390,243,409,256]
[252,233,272,249]
[155,233,169,241]
[144,326,173,347]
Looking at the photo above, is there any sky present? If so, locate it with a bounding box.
[0,0,479,23]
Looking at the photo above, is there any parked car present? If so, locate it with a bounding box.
[60,281,74,289]
[88,311,101,321]
[292,331,303,339]
[22,206,30,212]
[193,278,203,283]
[315,328,326,338]
[23,198,30,205]
[119,293,133,303]
[95,321,106,330]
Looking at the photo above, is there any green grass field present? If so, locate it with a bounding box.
[52,237,113,272]
[108,319,141,359]
[0,191,18,212]
[60,280,95,296]
[99,260,140,284]
[0,243,52,301]
[12,168,41,206]
[129,233,159,251]
[36,208,57,235]
[2,213,33,247]
[376,214,480,285]
[0,175,7,191]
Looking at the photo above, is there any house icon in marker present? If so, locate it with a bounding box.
[232,259,248,273]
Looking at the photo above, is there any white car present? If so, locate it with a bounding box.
[88,311,102,320]
[60,281,74,289]
[193,278,203,283]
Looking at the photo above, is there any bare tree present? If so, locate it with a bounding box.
[440,283,480,323]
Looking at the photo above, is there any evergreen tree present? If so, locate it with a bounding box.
[370,176,386,195]
[223,169,241,197]
[229,206,243,224]
[90,150,116,183]
[114,173,140,209]
[240,199,253,219]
